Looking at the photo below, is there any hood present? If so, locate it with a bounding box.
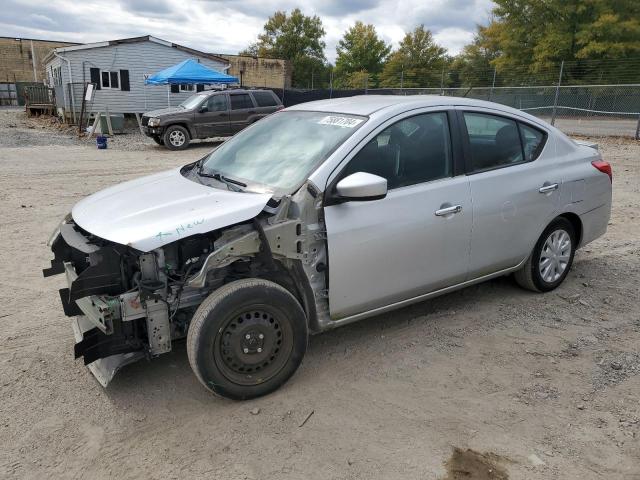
[72,168,272,252]
[143,106,191,117]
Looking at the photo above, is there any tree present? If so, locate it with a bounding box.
[448,24,501,88]
[380,25,449,88]
[334,22,391,87]
[476,0,640,85]
[241,9,327,88]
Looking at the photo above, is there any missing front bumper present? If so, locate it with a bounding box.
[71,316,145,387]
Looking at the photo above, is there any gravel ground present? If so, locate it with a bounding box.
[0,109,638,479]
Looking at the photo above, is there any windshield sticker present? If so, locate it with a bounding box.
[317,116,364,128]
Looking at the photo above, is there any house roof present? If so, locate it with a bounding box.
[43,35,228,65]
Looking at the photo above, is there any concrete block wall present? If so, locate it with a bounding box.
[0,37,78,83]
[217,54,292,89]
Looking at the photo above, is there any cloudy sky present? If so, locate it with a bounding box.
[2,0,494,62]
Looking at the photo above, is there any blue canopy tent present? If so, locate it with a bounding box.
[145,59,239,106]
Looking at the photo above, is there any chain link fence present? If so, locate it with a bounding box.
[278,84,640,138]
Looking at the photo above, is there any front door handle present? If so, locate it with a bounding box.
[435,205,462,217]
[539,183,559,194]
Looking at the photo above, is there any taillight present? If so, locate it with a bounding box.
[592,160,612,183]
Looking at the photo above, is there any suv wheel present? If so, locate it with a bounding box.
[514,217,576,292]
[187,279,308,400]
[163,125,190,150]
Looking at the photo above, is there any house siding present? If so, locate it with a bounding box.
[49,40,228,114]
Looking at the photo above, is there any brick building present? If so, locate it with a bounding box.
[0,36,79,83]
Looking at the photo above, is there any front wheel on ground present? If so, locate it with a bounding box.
[163,125,190,150]
[514,217,576,292]
[187,278,308,400]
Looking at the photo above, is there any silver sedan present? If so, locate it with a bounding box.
[45,95,612,399]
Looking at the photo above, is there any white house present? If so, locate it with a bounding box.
[43,35,232,120]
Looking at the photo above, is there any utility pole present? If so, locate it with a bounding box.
[551,60,564,126]
[30,40,38,82]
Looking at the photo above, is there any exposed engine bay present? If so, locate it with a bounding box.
[43,183,330,386]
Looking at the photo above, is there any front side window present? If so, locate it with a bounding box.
[463,112,523,171]
[252,91,278,107]
[101,71,119,89]
[199,111,366,192]
[342,112,452,189]
[230,94,254,110]
[207,95,228,112]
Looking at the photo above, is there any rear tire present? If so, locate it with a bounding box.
[163,125,190,150]
[515,217,576,292]
[187,279,308,400]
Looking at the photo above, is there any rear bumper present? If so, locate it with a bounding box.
[579,203,611,248]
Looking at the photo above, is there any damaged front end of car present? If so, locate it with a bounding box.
[43,181,330,387]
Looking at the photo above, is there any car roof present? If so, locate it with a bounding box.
[285,95,536,120]
[202,88,274,95]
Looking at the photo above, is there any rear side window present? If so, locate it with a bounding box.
[230,94,254,110]
[519,123,546,161]
[463,112,523,171]
[252,91,278,107]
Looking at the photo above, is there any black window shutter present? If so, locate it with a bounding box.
[170,84,179,93]
[90,67,101,89]
[120,69,130,91]
[196,84,204,92]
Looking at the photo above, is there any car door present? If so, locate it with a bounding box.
[229,93,256,133]
[459,109,560,277]
[324,111,472,319]
[193,94,231,138]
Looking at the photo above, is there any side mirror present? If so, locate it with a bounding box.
[335,172,387,201]
[198,104,208,113]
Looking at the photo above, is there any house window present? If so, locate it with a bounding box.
[179,84,195,92]
[50,66,62,87]
[101,71,120,89]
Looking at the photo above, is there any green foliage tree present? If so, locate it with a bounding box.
[448,25,501,87]
[380,25,449,88]
[334,22,391,88]
[477,0,640,84]
[241,9,328,88]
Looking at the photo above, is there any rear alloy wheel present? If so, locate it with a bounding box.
[514,217,576,292]
[163,125,190,150]
[187,279,308,400]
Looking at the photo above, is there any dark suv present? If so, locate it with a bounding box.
[142,89,283,150]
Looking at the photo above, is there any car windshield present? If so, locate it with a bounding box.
[200,111,366,192]
[180,93,206,109]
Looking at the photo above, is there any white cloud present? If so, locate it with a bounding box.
[3,0,493,62]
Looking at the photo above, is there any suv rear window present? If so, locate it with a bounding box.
[252,91,278,107]
[230,94,254,110]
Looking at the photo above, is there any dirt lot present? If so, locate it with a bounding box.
[1,110,639,479]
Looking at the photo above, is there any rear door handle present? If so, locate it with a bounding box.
[435,205,462,217]
[539,183,559,194]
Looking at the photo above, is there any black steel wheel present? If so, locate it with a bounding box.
[187,279,308,400]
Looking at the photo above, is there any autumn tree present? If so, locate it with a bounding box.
[241,9,328,87]
[477,0,640,84]
[334,22,391,88]
[380,25,449,88]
